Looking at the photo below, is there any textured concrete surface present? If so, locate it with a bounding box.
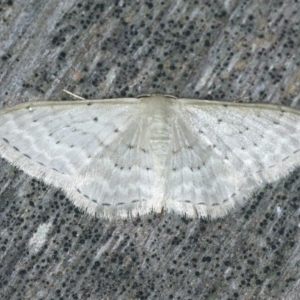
[1,0,300,299]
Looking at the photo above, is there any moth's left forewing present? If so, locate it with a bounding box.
[0,98,153,218]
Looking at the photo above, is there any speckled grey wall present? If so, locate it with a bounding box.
[1,0,300,299]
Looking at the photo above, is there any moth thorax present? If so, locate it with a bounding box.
[140,96,173,164]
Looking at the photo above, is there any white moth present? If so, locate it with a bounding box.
[0,94,300,219]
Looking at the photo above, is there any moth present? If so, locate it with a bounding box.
[0,94,299,219]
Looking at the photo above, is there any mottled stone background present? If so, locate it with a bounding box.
[1,0,300,299]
